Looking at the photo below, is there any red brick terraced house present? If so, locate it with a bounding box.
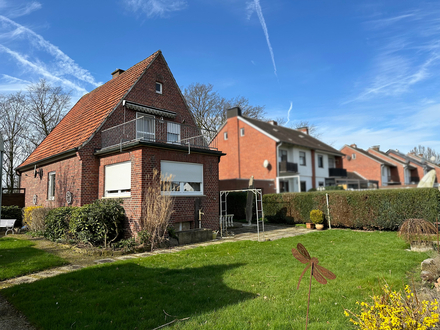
[214,107,346,193]
[16,50,224,235]
[340,144,418,187]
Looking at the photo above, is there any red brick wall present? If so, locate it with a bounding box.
[217,117,277,182]
[340,146,383,185]
[389,153,425,180]
[368,149,403,183]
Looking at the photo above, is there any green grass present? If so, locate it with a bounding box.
[0,236,68,280]
[1,230,429,329]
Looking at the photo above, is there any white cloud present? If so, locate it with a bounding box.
[6,1,42,18]
[0,74,31,92]
[247,0,277,76]
[285,101,292,125]
[123,0,187,18]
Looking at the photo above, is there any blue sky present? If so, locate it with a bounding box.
[1,0,440,153]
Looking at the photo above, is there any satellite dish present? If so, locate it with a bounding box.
[347,156,351,161]
[263,160,269,168]
[430,156,436,162]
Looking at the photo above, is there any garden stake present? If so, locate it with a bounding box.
[292,243,336,330]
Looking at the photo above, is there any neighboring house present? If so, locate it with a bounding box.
[16,50,223,234]
[390,151,440,184]
[341,144,417,187]
[214,107,346,193]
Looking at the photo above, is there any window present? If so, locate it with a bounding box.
[167,122,181,143]
[279,150,288,162]
[328,157,335,168]
[136,113,155,141]
[105,161,131,197]
[300,181,306,192]
[352,153,356,160]
[280,180,289,193]
[240,128,245,136]
[319,182,324,187]
[156,82,162,94]
[299,151,306,166]
[47,172,56,200]
[318,155,324,168]
[224,132,228,140]
[161,161,203,196]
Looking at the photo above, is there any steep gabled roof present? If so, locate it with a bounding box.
[18,51,161,169]
[241,117,343,156]
[343,145,396,167]
[368,148,416,169]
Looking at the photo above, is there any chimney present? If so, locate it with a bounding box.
[268,120,278,126]
[419,154,424,158]
[297,127,309,135]
[111,68,125,79]
[371,145,380,151]
[350,144,357,148]
[227,107,242,119]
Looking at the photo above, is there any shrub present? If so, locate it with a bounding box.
[44,207,78,241]
[345,283,439,329]
[1,206,23,227]
[113,238,136,253]
[398,218,437,244]
[137,229,151,245]
[263,188,440,230]
[70,199,125,247]
[310,209,324,224]
[139,170,174,251]
[23,206,43,228]
[30,207,51,232]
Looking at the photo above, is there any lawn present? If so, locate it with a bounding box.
[0,236,68,281]
[1,230,429,329]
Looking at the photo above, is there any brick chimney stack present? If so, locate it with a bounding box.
[268,120,278,126]
[227,107,242,118]
[111,68,125,79]
[350,144,357,148]
[371,145,380,151]
[298,127,309,135]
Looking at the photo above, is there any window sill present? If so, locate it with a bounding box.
[161,193,206,197]
[102,196,132,199]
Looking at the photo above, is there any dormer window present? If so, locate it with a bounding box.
[156,82,162,94]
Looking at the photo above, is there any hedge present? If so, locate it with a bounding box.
[44,207,78,241]
[1,206,23,227]
[263,188,440,230]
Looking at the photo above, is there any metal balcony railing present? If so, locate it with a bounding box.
[328,168,347,177]
[101,117,218,151]
[279,160,298,173]
[409,176,420,183]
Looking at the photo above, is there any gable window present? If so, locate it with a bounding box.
[161,161,203,196]
[299,151,306,166]
[167,122,181,143]
[105,161,131,197]
[47,172,56,200]
[136,113,155,141]
[224,132,228,140]
[240,128,245,136]
[318,154,324,168]
[156,82,162,94]
[352,153,356,159]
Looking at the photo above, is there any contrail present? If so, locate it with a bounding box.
[252,0,277,76]
[285,101,292,125]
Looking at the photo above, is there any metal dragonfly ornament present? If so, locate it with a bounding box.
[292,243,336,330]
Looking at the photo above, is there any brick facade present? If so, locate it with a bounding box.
[340,145,383,185]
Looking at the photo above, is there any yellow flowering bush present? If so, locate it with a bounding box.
[23,206,43,228]
[345,284,439,329]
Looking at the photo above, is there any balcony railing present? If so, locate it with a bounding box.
[329,168,347,177]
[101,117,218,151]
[409,176,420,183]
[279,160,298,173]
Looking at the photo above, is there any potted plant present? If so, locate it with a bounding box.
[310,210,324,230]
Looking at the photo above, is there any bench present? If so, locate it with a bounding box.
[0,219,17,235]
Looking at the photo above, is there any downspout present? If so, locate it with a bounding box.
[237,117,241,178]
[311,150,316,189]
[276,142,283,193]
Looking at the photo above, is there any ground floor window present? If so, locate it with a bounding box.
[104,161,131,197]
[161,161,203,196]
[300,181,306,192]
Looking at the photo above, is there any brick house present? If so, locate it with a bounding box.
[214,107,346,193]
[340,144,418,187]
[16,50,223,234]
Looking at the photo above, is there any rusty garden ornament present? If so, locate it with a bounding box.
[292,243,336,330]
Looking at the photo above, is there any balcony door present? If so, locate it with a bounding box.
[136,113,155,141]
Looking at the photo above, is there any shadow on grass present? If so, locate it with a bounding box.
[2,262,255,329]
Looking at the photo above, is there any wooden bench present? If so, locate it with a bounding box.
[0,219,17,235]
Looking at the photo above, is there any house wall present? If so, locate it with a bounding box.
[388,152,426,181]
[20,155,83,208]
[217,117,277,182]
[340,146,383,186]
[368,149,403,184]
[294,147,313,191]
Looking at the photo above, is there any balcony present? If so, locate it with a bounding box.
[279,160,298,173]
[329,168,347,177]
[101,117,218,151]
[410,176,420,184]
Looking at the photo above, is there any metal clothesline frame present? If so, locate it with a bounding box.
[219,188,265,242]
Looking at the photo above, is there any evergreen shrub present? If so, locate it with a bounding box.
[44,207,78,241]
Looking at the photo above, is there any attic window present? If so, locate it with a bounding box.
[224,132,228,140]
[156,82,162,94]
[240,128,245,136]
[352,153,356,160]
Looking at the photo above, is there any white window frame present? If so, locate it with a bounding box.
[224,132,228,140]
[240,127,245,136]
[167,122,181,143]
[299,151,306,166]
[48,172,56,200]
[136,112,155,141]
[156,82,162,94]
[318,154,324,168]
[352,153,356,159]
[161,161,203,196]
[104,161,131,197]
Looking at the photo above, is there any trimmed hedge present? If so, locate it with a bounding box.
[1,206,23,227]
[263,188,440,230]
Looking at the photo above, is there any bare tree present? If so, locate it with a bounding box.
[27,79,71,147]
[410,145,440,164]
[0,92,29,189]
[183,83,265,140]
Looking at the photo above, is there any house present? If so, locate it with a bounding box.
[340,144,418,187]
[214,107,346,193]
[16,50,223,234]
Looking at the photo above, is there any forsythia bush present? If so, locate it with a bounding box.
[23,206,43,228]
[345,284,439,329]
